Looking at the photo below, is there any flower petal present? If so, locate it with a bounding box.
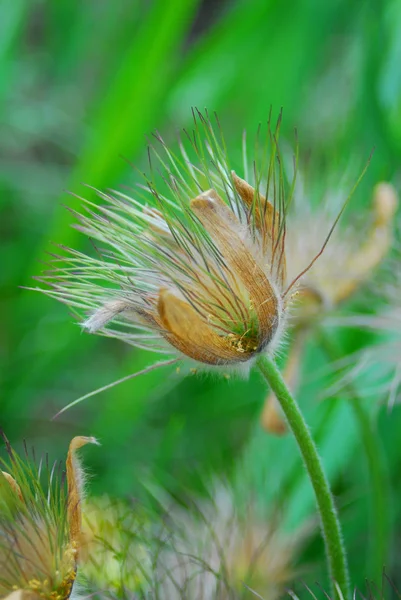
[1,471,24,502]
[66,436,99,551]
[232,172,287,289]
[232,171,274,233]
[191,190,280,350]
[158,288,243,364]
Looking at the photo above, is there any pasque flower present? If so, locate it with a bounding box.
[287,180,398,318]
[0,432,97,599]
[78,489,303,600]
[33,111,328,372]
[157,488,307,600]
[261,180,397,433]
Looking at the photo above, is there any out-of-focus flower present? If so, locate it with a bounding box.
[81,496,151,594]
[78,488,308,600]
[287,181,398,317]
[157,489,308,600]
[32,110,339,375]
[0,433,97,599]
[327,241,401,409]
[262,181,398,433]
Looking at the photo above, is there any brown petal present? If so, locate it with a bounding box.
[232,172,287,288]
[158,288,243,364]
[66,436,98,551]
[191,190,279,350]
[232,171,274,233]
[1,471,24,502]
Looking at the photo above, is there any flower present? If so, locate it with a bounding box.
[261,179,398,433]
[33,110,330,373]
[287,180,398,320]
[156,487,307,600]
[327,239,401,409]
[77,486,309,599]
[0,432,97,599]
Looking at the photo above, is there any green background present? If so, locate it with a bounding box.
[1,0,401,596]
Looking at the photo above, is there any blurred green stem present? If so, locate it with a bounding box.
[350,399,388,583]
[257,355,350,600]
[318,330,389,586]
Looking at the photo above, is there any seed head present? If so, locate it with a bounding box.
[0,432,97,599]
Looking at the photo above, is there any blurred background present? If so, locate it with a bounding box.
[1,0,401,596]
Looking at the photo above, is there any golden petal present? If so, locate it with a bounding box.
[191,190,279,350]
[232,171,274,232]
[158,288,242,364]
[66,436,99,552]
[232,172,287,289]
[1,471,24,502]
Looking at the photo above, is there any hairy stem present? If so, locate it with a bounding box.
[256,354,350,600]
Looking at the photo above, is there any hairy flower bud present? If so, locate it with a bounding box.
[32,110,342,373]
[0,432,97,599]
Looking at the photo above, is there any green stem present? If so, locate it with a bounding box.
[318,330,389,586]
[256,354,350,600]
[350,400,388,584]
